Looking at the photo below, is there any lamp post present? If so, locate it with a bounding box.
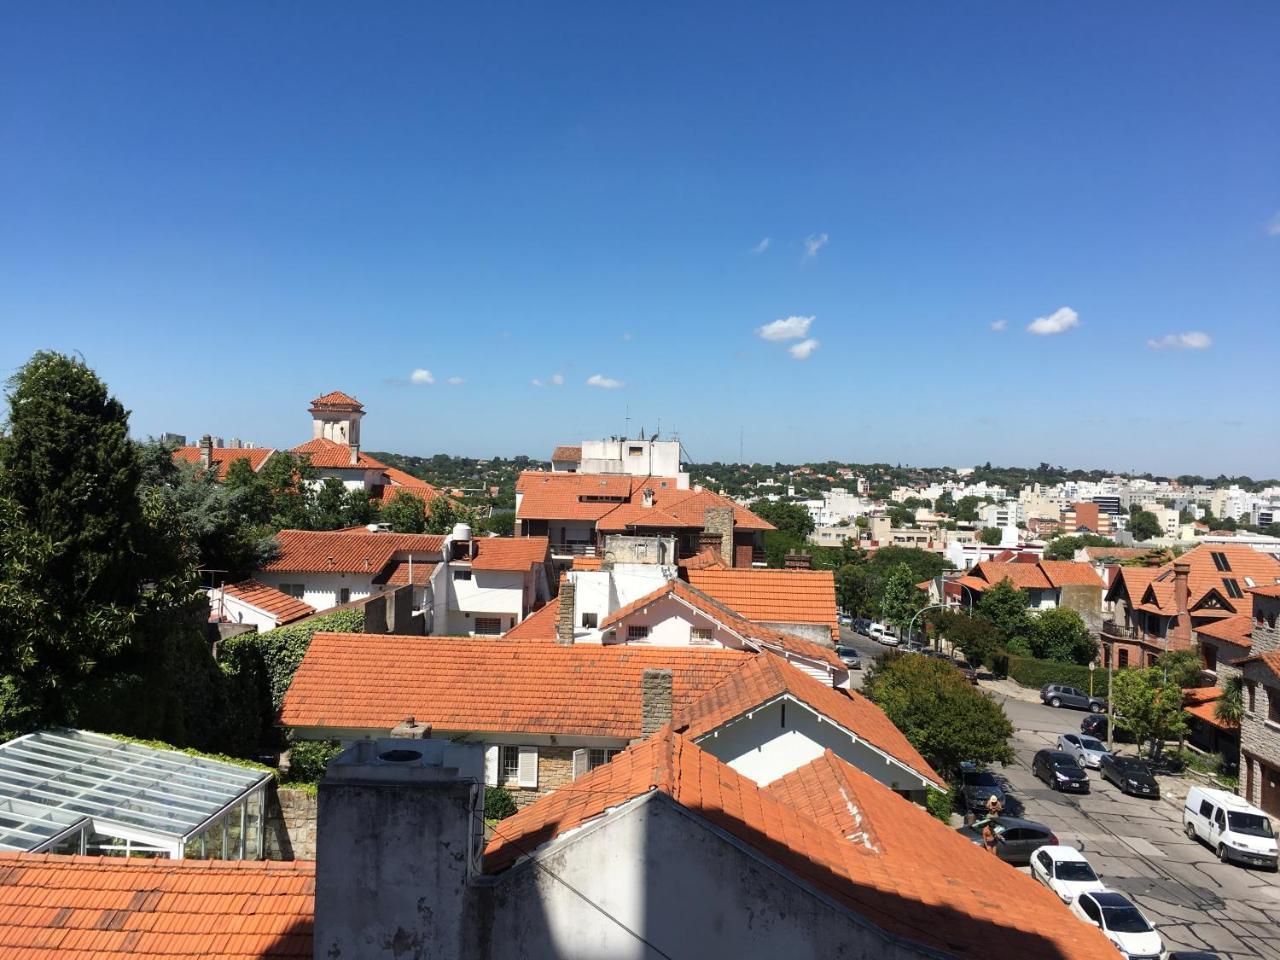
[907,602,950,653]
[1088,659,1096,698]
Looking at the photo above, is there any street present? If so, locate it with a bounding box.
[839,628,1280,959]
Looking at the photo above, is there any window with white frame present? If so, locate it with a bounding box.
[588,748,620,771]
[690,627,713,645]
[627,625,650,641]
[500,745,521,784]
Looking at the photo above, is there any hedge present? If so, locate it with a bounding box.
[1005,655,1109,699]
[221,608,365,712]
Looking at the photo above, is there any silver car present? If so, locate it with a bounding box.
[1057,732,1110,769]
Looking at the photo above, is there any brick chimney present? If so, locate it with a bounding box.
[556,581,576,646]
[641,488,655,508]
[640,668,673,737]
[703,507,735,568]
[785,551,813,570]
[1170,559,1193,648]
[198,435,213,471]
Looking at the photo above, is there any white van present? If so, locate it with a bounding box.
[1183,785,1277,869]
[869,622,899,646]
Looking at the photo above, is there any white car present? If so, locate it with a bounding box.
[1029,845,1107,904]
[1069,891,1164,959]
[1057,732,1110,769]
[869,623,898,645]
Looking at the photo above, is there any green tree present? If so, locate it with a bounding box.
[937,611,1003,667]
[1030,607,1096,664]
[1043,533,1116,561]
[887,505,915,528]
[480,510,516,536]
[879,562,925,633]
[380,491,427,533]
[976,579,1031,647]
[863,653,1015,779]
[1215,675,1243,727]
[954,495,980,522]
[1128,509,1162,542]
[749,499,815,540]
[1155,649,1201,689]
[1109,668,1187,759]
[868,546,949,583]
[934,491,956,516]
[978,527,1003,546]
[426,495,471,535]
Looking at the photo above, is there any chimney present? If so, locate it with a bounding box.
[391,716,431,739]
[640,668,673,737]
[556,581,577,645]
[642,488,655,508]
[703,507,735,568]
[349,443,360,466]
[785,551,813,570]
[1169,559,1193,649]
[198,435,213,470]
[314,739,484,959]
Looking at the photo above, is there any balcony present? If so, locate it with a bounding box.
[1101,619,1140,640]
[551,540,598,558]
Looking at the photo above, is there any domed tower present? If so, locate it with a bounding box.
[309,391,365,446]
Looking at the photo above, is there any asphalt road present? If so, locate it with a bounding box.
[839,627,1280,958]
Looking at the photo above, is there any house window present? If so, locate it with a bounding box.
[279,584,305,599]
[338,587,350,604]
[499,745,521,784]
[581,612,598,629]
[588,748,620,771]
[1202,644,1217,672]
[474,617,502,636]
[627,625,650,642]
[1248,681,1256,714]
[1117,649,1129,668]
[453,569,472,581]
[628,445,644,457]
[1269,688,1280,725]
[690,628,714,645]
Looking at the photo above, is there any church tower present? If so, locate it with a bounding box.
[309,391,364,447]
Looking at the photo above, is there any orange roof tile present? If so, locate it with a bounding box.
[376,559,438,586]
[172,446,274,480]
[1250,583,1280,599]
[281,632,750,737]
[1195,614,1253,649]
[686,568,839,640]
[467,537,549,572]
[1122,544,1280,617]
[1237,649,1280,678]
[484,734,1114,960]
[571,555,603,571]
[503,597,560,639]
[550,445,581,462]
[0,853,313,958]
[309,390,362,409]
[374,467,447,503]
[218,580,315,625]
[290,438,386,470]
[1182,687,1236,731]
[679,547,727,571]
[1037,560,1105,588]
[678,653,943,787]
[968,561,1052,590]
[262,529,443,575]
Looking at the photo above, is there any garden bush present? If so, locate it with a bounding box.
[286,739,343,783]
[485,786,519,822]
[925,786,955,823]
[1006,655,1109,699]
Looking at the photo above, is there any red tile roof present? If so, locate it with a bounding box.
[1237,649,1280,678]
[467,537,550,572]
[484,734,1114,960]
[571,555,604,571]
[1114,544,1280,617]
[1182,687,1236,731]
[677,653,943,787]
[281,632,750,737]
[218,580,315,625]
[309,390,362,409]
[376,560,437,586]
[515,471,772,531]
[550,445,581,462]
[1250,583,1280,599]
[1037,560,1105,588]
[968,561,1052,590]
[1195,614,1253,649]
[373,467,447,504]
[262,529,443,575]
[686,568,839,640]
[679,547,728,571]
[172,446,274,480]
[290,438,386,470]
[503,597,560,639]
[0,853,313,958]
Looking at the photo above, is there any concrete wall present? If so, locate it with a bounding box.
[758,620,832,647]
[1058,583,1104,632]
[255,570,375,612]
[209,590,282,633]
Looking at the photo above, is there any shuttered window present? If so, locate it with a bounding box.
[474,617,502,636]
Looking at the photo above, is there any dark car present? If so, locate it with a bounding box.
[1100,754,1159,798]
[1040,683,1107,713]
[834,645,862,670]
[1080,713,1133,743]
[959,764,1006,813]
[957,815,1059,866]
[1032,749,1090,793]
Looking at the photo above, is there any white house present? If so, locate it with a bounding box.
[206,579,315,632]
[431,524,553,635]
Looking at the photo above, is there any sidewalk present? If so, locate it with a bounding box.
[977,675,1042,705]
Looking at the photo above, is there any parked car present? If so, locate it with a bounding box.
[1099,754,1159,798]
[838,613,852,626]
[1070,891,1164,959]
[1183,786,1278,869]
[1080,713,1132,742]
[834,645,862,670]
[854,617,872,636]
[1032,749,1090,793]
[954,658,978,684]
[870,623,899,646]
[1029,845,1107,903]
[956,815,1058,866]
[1040,683,1106,713]
[1056,732,1110,769]
[958,762,1005,814]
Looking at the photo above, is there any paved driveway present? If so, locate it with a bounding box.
[990,690,1280,959]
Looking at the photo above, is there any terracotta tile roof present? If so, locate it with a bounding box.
[467,537,550,572]
[679,547,728,571]
[1195,614,1253,649]
[262,529,444,574]
[290,438,386,470]
[484,733,1114,960]
[376,560,437,586]
[374,467,446,503]
[1250,583,1280,599]
[596,578,845,671]
[677,653,943,787]
[1182,687,1236,731]
[968,561,1052,590]
[1037,560,1105,588]
[309,390,362,408]
[281,632,750,737]
[550,445,581,462]
[172,446,274,480]
[503,597,560,639]
[515,471,773,531]
[686,568,839,640]
[1236,650,1280,678]
[0,853,313,958]
[218,579,315,624]
[1119,544,1280,617]
[571,556,603,570]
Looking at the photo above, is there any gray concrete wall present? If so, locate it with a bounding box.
[759,620,833,647]
[1058,583,1103,632]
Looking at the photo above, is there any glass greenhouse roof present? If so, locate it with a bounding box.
[0,729,271,852]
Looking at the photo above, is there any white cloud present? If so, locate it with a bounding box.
[530,378,544,388]
[1147,331,1212,350]
[989,319,1007,332]
[803,233,829,259]
[550,372,565,386]
[757,315,814,341]
[1268,211,1280,236]
[1026,307,1079,336]
[410,368,434,385]
[751,237,771,254]
[446,376,465,386]
[586,374,623,389]
[788,338,820,360]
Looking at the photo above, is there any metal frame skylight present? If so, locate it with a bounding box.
[0,729,272,857]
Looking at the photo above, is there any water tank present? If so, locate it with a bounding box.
[451,523,472,542]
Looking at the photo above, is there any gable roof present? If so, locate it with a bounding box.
[261,529,444,575]
[375,560,438,586]
[483,733,1114,960]
[467,537,550,572]
[290,438,386,470]
[966,561,1052,590]
[1118,544,1280,617]
[309,390,362,409]
[1195,613,1254,649]
[281,632,750,737]
[504,597,560,639]
[677,653,943,788]
[1236,649,1280,679]
[172,446,274,480]
[686,568,839,640]
[217,580,315,625]
[1036,560,1105,588]
[1250,583,1280,599]
[0,853,314,958]
[374,467,447,503]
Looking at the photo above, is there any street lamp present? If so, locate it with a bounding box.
[907,602,951,653]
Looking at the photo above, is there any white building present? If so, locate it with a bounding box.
[550,435,690,488]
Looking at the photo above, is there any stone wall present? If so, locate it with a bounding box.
[264,785,317,861]
[507,747,576,808]
[703,507,735,567]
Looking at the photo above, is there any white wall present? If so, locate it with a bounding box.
[255,570,375,612]
[208,590,279,633]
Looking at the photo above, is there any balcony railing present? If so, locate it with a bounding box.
[1101,619,1140,640]
[551,541,598,557]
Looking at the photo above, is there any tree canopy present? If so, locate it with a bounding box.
[1109,667,1187,758]
[1030,607,1096,664]
[1042,533,1116,561]
[978,527,1003,546]
[1128,509,1163,542]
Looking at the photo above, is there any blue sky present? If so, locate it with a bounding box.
[2,3,1278,476]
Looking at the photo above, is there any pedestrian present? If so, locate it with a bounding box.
[981,820,999,854]
[985,793,1003,817]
